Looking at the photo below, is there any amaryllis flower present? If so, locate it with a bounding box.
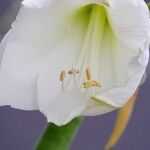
[0,0,149,126]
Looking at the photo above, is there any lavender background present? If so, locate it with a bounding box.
[0,0,150,150]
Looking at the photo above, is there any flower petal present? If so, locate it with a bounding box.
[107,0,150,50]
[83,41,149,116]
[61,0,111,7]
[22,0,53,8]
[82,0,150,116]
[37,54,88,126]
[0,0,88,109]
[0,4,65,109]
[38,84,87,126]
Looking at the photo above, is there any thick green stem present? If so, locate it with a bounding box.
[35,118,82,150]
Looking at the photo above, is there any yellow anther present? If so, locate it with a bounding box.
[83,68,101,89]
[86,68,92,80]
[60,70,66,81]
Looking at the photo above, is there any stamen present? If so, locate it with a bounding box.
[59,68,80,92]
[59,67,101,94]
[60,70,66,81]
[83,68,101,89]
[60,70,66,92]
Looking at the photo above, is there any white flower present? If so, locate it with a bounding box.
[0,0,149,126]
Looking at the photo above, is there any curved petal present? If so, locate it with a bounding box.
[0,32,9,65]
[0,0,93,118]
[37,30,88,125]
[37,52,88,126]
[22,0,110,8]
[61,0,111,7]
[36,2,150,121]
[22,0,54,8]
[0,2,71,109]
[82,0,150,116]
[83,41,149,116]
[107,0,150,50]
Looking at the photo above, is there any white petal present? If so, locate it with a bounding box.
[0,5,61,109]
[62,0,111,7]
[0,33,9,65]
[0,1,88,110]
[22,0,53,8]
[37,53,88,126]
[38,61,88,126]
[82,98,116,116]
[22,0,111,8]
[83,41,149,116]
[0,40,40,109]
[107,0,150,50]
[81,0,150,116]
[0,31,39,109]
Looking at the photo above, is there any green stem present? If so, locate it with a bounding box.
[35,118,82,150]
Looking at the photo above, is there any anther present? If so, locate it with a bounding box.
[68,70,73,75]
[68,69,80,75]
[76,69,80,74]
[83,68,102,89]
[60,70,66,81]
[86,68,92,80]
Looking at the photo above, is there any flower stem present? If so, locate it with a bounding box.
[35,118,82,150]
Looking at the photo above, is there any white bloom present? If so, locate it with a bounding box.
[0,0,149,125]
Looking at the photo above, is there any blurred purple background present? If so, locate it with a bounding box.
[0,0,150,150]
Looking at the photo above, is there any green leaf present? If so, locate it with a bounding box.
[35,118,82,150]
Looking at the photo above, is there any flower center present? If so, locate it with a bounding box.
[59,67,101,97]
[58,3,117,100]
